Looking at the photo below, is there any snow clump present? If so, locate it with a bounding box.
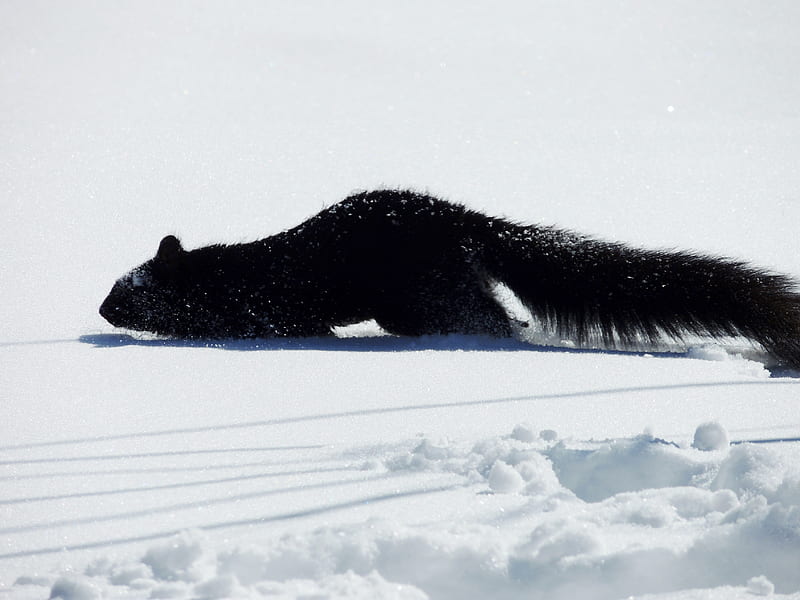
[48,576,101,600]
[692,422,730,451]
[488,460,526,493]
[747,575,776,596]
[687,344,770,377]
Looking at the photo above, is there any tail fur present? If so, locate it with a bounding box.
[482,219,800,368]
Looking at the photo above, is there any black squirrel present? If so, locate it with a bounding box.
[100,189,800,367]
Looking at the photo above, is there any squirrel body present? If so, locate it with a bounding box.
[100,189,800,367]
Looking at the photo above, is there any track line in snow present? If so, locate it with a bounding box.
[0,469,425,534]
[0,466,371,506]
[0,483,461,560]
[0,460,345,481]
[0,445,324,465]
[2,380,797,452]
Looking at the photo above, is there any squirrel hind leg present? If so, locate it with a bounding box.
[375,283,513,338]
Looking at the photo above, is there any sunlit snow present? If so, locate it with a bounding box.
[2,1,800,599]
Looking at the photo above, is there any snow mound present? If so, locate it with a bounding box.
[35,531,428,599]
[16,424,798,600]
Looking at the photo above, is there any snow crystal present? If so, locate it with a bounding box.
[692,422,730,451]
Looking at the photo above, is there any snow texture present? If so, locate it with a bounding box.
[9,425,800,599]
[2,1,800,599]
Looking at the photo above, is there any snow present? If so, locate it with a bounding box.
[2,1,800,599]
[692,422,730,452]
[748,576,777,597]
[8,425,800,599]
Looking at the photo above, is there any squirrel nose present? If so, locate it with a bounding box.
[99,297,118,324]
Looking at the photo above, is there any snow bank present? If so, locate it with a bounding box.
[14,423,800,600]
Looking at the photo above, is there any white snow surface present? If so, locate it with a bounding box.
[3,1,800,599]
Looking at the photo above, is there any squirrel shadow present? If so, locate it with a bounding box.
[78,332,799,378]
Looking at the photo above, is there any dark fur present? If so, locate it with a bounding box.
[100,189,800,367]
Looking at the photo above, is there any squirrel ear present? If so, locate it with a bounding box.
[156,235,183,262]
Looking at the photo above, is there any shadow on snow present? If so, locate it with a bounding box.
[1,381,797,454]
[75,333,800,378]
[77,331,692,357]
[0,483,460,560]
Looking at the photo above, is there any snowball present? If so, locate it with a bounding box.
[488,460,525,493]
[692,422,729,451]
[747,575,775,596]
[49,576,101,600]
[511,423,537,443]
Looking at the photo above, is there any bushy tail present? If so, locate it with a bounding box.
[481,219,800,368]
